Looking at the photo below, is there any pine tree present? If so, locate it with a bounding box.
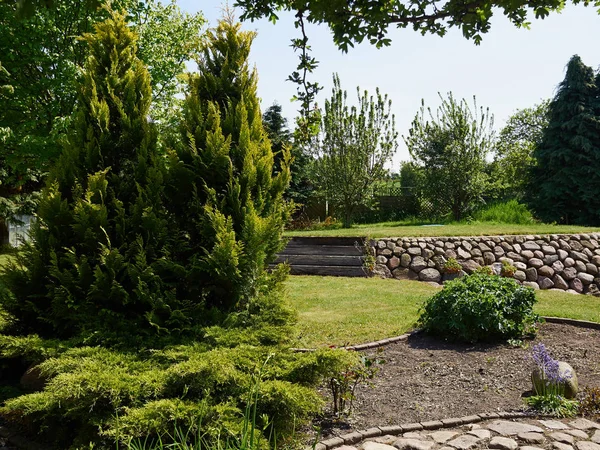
[0,11,190,343]
[167,16,291,314]
[529,55,600,225]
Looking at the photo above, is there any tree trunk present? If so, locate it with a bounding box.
[0,218,9,246]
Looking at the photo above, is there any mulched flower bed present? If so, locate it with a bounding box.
[317,322,600,438]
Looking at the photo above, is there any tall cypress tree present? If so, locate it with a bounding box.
[529,55,600,225]
[167,16,291,314]
[0,11,190,343]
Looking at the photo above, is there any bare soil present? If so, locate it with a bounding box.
[317,322,600,437]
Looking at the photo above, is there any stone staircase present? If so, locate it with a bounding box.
[275,237,368,277]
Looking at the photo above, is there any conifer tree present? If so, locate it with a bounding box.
[0,11,190,343]
[529,55,600,225]
[168,16,291,314]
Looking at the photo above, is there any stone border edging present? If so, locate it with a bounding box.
[307,410,546,450]
[292,316,600,353]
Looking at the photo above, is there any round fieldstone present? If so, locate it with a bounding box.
[553,274,569,290]
[400,253,412,268]
[462,240,473,251]
[494,246,505,257]
[579,272,595,285]
[539,276,555,289]
[423,248,435,259]
[522,250,534,259]
[564,257,576,267]
[532,361,578,398]
[484,252,496,265]
[457,247,471,259]
[570,278,584,293]
[523,241,541,251]
[523,281,540,290]
[538,265,555,277]
[587,263,599,275]
[419,268,441,282]
[552,260,565,273]
[544,254,560,265]
[408,247,422,256]
[514,262,527,270]
[575,260,588,273]
[388,256,400,270]
[563,267,577,280]
[373,264,392,278]
[460,259,481,274]
[593,255,600,266]
[572,251,590,263]
[570,240,584,251]
[392,268,410,280]
[529,258,544,268]
[526,267,538,281]
[534,250,545,259]
[376,255,388,264]
[514,270,526,281]
[543,245,557,254]
[558,249,569,260]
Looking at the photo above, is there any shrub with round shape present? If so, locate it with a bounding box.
[418,273,539,343]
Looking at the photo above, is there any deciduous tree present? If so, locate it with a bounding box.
[315,74,397,227]
[405,93,494,221]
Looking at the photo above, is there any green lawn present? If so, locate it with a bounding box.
[286,275,600,348]
[285,221,600,239]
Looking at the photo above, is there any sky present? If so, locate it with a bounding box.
[179,0,600,168]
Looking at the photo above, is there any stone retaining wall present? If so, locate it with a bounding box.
[371,233,600,295]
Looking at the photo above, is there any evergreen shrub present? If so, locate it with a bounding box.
[418,273,539,343]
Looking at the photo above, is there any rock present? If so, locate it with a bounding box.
[376,255,388,265]
[446,434,481,450]
[517,432,545,444]
[479,242,492,252]
[363,442,397,450]
[444,242,455,249]
[445,249,458,259]
[471,248,482,257]
[538,265,555,277]
[399,253,412,268]
[526,267,538,281]
[575,443,600,450]
[392,439,435,450]
[337,446,358,450]
[529,258,544,268]
[388,256,400,270]
[460,259,481,274]
[539,276,555,289]
[553,444,574,450]
[552,260,565,273]
[523,281,540,290]
[408,246,422,256]
[575,260,588,273]
[521,447,544,450]
[484,252,496,265]
[534,250,545,259]
[468,429,490,439]
[564,257,576,267]
[392,268,410,280]
[373,264,392,278]
[523,241,541,251]
[492,262,503,275]
[381,249,393,257]
[564,430,589,439]
[579,272,595,285]
[572,251,590,263]
[563,267,577,280]
[550,433,574,444]
[532,361,578,399]
[522,250,534,259]
[558,249,569,260]
[423,248,435,259]
[457,247,471,259]
[588,284,600,297]
[419,268,441,282]
[514,270,526,281]
[592,430,600,443]
[489,437,518,450]
[544,254,560,265]
[488,421,543,436]
[593,255,600,266]
[570,278,584,292]
[462,241,473,251]
[570,240,584,251]
[494,246,505,257]
[410,256,427,272]
[559,239,571,250]
[553,274,569,290]
[507,251,524,262]
[587,263,599,275]
[501,242,514,252]
[569,418,600,430]
[539,420,570,430]
[430,431,459,444]
[542,245,557,254]
[408,270,420,280]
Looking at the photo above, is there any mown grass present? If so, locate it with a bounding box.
[285,222,600,239]
[286,275,600,348]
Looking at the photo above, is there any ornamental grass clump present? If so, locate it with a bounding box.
[525,343,579,417]
[418,273,539,343]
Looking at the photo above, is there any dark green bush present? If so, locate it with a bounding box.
[418,273,539,343]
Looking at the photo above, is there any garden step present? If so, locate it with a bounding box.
[285,236,365,246]
[279,245,364,256]
[288,265,367,277]
[275,254,364,266]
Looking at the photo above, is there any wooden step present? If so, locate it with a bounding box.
[275,254,364,266]
[279,245,364,256]
[286,236,366,246]
[288,265,368,277]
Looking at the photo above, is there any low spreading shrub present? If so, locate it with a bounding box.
[579,386,600,420]
[417,273,539,343]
